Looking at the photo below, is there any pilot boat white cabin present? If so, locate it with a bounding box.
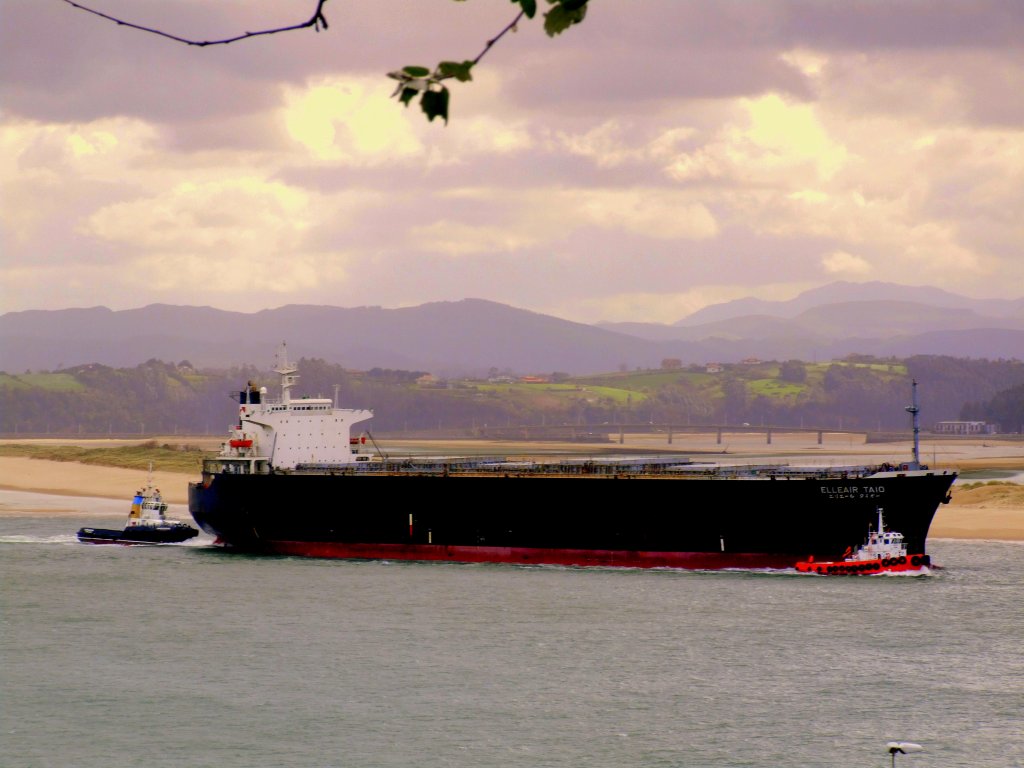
[126,485,172,528]
[847,508,907,562]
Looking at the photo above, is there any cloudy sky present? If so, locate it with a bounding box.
[2,0,1022,324]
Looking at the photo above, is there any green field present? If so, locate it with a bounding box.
[0,442,209,473]
[0,372,85,392]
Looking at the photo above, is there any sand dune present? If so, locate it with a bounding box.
[0,457,192,507]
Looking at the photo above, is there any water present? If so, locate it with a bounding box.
[2,491,1022,768]
[956,468,1024,485]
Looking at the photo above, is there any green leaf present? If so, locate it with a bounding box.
[399,87,418,106]
[515,0,537,18]
[421,87,450,124]
[544,1,587,36]
[402,65,431,78]
[437,60,475,82]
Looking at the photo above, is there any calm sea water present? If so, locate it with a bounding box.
[2,490,1022,768]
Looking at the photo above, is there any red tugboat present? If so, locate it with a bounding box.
[796,507,931,575]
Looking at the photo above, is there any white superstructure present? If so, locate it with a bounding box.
[126,463,185,528]
[846,508,907,562]
[220,344,373,472]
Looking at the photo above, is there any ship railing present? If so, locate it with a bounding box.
[285,458,882,479]
[203,457,271,475]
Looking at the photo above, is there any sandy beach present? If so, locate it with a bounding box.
[2,435,1023,540]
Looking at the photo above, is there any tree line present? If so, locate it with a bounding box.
[1,354,1022,436]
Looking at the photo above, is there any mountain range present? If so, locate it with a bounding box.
[2,282,1022,376]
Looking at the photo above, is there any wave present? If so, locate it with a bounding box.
[0,533,79,545]
[1,533,216,547]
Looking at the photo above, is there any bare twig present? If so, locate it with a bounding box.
[58,0,331,47]
[59,0,559,124]
[469,10,525,68]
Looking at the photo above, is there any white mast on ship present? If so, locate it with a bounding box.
[904,379,921,470]
[274,342,299,405]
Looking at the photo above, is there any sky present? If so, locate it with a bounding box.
[2,0,1022,325]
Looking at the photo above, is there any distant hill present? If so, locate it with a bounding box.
[645,301,1024,342]
[2,284,1023,376]
[0,300,655,376]
[597,282,1024,362]
[673,281,1024,325]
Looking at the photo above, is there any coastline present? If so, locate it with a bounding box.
[0,457,192,506]
[2,438,1023,540]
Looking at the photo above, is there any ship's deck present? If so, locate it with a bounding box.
[281,455,890,479]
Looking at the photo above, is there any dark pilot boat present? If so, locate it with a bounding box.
[77,466,199,545]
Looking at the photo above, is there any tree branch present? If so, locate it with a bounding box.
[58,0,589,124]
[57,0,331,47]
[467,10,525,70]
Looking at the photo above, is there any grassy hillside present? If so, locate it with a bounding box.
[0,441,208,473]
[0,372,85,392]
[570,361,908,408]
[0,355,1018,434]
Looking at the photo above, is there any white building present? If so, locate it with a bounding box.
[933,421,997,435]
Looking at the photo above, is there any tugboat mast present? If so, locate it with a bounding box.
[904,379,921,470]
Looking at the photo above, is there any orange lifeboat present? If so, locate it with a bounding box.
[229,439,253,448]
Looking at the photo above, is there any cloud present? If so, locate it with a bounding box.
[2,1,1023,321]
[821,251,871,276]
[130,250,348,296]
[569,188,718,239]
[0,117,158,251]
[413,187,718,256]
[85,177,315,251]
[283,77,424,163]
[410,220,542,256]
[665,93,849,184]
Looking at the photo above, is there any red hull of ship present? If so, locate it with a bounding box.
[225,540,798,570]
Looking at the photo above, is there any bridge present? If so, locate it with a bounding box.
[466,423,868,446]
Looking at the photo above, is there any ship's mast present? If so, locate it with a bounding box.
[274,342,299,405]
[904,379,921,470]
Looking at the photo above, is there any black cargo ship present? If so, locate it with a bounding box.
[188,346,955,569]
